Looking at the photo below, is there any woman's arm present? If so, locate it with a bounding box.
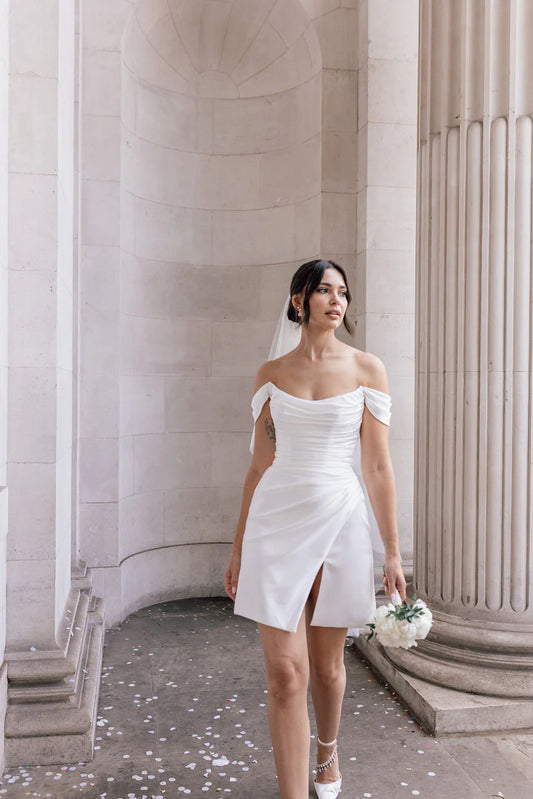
[224,367,276,600]
[359,357,406,601]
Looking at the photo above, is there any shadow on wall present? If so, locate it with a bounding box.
[117,0,323,620]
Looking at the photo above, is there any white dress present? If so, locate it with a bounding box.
[233,381,392,633]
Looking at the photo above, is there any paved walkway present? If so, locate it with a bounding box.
[0,598,532,798]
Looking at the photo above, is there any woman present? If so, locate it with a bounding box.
[224,260,406,799]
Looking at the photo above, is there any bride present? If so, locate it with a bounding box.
[224,259,406,799]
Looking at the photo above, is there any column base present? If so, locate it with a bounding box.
[353,635,533,735]
[4,565,104,766]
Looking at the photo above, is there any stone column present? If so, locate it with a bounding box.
[3,0,103,765]
[386,0,533,697]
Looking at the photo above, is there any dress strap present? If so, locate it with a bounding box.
[250,382,272,454]
[362,386,391,426]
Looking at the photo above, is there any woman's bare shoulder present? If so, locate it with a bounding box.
[254,359,282,392]
[352,348,389,393]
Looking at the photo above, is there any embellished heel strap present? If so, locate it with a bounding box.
[316,742,338,774]
[317,736,337,747]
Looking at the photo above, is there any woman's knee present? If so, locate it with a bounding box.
[309,656,345,688]
[266,658,308,704]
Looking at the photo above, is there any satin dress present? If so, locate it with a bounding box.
[233,381,392,633]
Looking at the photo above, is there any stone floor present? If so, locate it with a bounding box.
[0,597,532,799]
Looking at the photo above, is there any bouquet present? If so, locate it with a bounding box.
[363,591,433,649]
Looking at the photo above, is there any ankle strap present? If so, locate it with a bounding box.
[317,736,337,747]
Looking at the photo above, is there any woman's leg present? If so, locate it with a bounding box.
[258,611,310,799]
[306,568,347,784]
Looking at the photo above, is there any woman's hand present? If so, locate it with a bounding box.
[224,550,241,601]
[382,553,406,603]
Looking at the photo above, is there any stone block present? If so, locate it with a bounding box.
[367,123,417,188]
[211,432,250,486]
[260,136,321,206]
[7,368,56,463]
[133,318,211,376]
[122,135,196,207]
[230,22,286,88]
[6,463,55,560]
[211,321,275,377]
[314,8,357,70]
[80,304,119,375]
[79,502,119,567]
[258,261,301,321]
[365,186,416,252]
[121,65,137,133]
[164,486,241,544]
[133,432,210,492]
[218,0,278,73]
[82,48,120,117]
[6,559,55,649]
[8,270,57,367]
[119,314,135,375]
[82,0,131,51]
[124,15,192,96]
[367,0,418,61]
[119,375,165,436]
[119,435,135,500]
[8,174,57,270]
[322,131,357,193]
[164,376,253,433]
[134,199,212,264]
[81,115,121,181]
[365,312,415,377]
[269,0,308,48]
[80,373,119,439]
[79,437,119,503]
[363,249,416,314]
[9,75,57,174]
[321,192,356,254]
[296,74,322,142]
[212,91,298,155]
[212,206,295,266]
[136,84,196,151]
[119,491,165,562]
[165,263,261,321]
[80,245,120,314]
[238,36,314,98]
[9,0,58,77]
[81,180,120,246]
[196,153,261,211]
[367,58,418,126]
[120,254,168,320]
[323,69,357,133]
[295,195,321,259]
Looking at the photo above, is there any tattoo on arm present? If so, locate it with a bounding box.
[264,417,276,443]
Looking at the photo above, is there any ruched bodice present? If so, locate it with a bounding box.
[235,381,392,633]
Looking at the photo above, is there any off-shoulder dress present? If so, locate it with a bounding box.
[233,381,391,633]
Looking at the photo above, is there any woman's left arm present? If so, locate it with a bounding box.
[359,359,407,602]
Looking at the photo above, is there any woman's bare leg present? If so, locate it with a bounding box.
[306,568,347,784]
[258,611,310,799]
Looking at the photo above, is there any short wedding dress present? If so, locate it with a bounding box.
[234,381,391,633]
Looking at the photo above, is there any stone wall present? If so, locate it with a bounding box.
[77,0,417,626]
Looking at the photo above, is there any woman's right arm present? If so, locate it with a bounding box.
[224,367,277,600]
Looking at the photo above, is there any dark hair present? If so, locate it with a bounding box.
[287,259,354,334]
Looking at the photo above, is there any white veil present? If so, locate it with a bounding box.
[266,295,388,593]
[268,294,302,359]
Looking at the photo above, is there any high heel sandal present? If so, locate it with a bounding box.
[313,736,342,798]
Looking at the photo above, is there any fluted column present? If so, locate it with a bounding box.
[386,0,533,697]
